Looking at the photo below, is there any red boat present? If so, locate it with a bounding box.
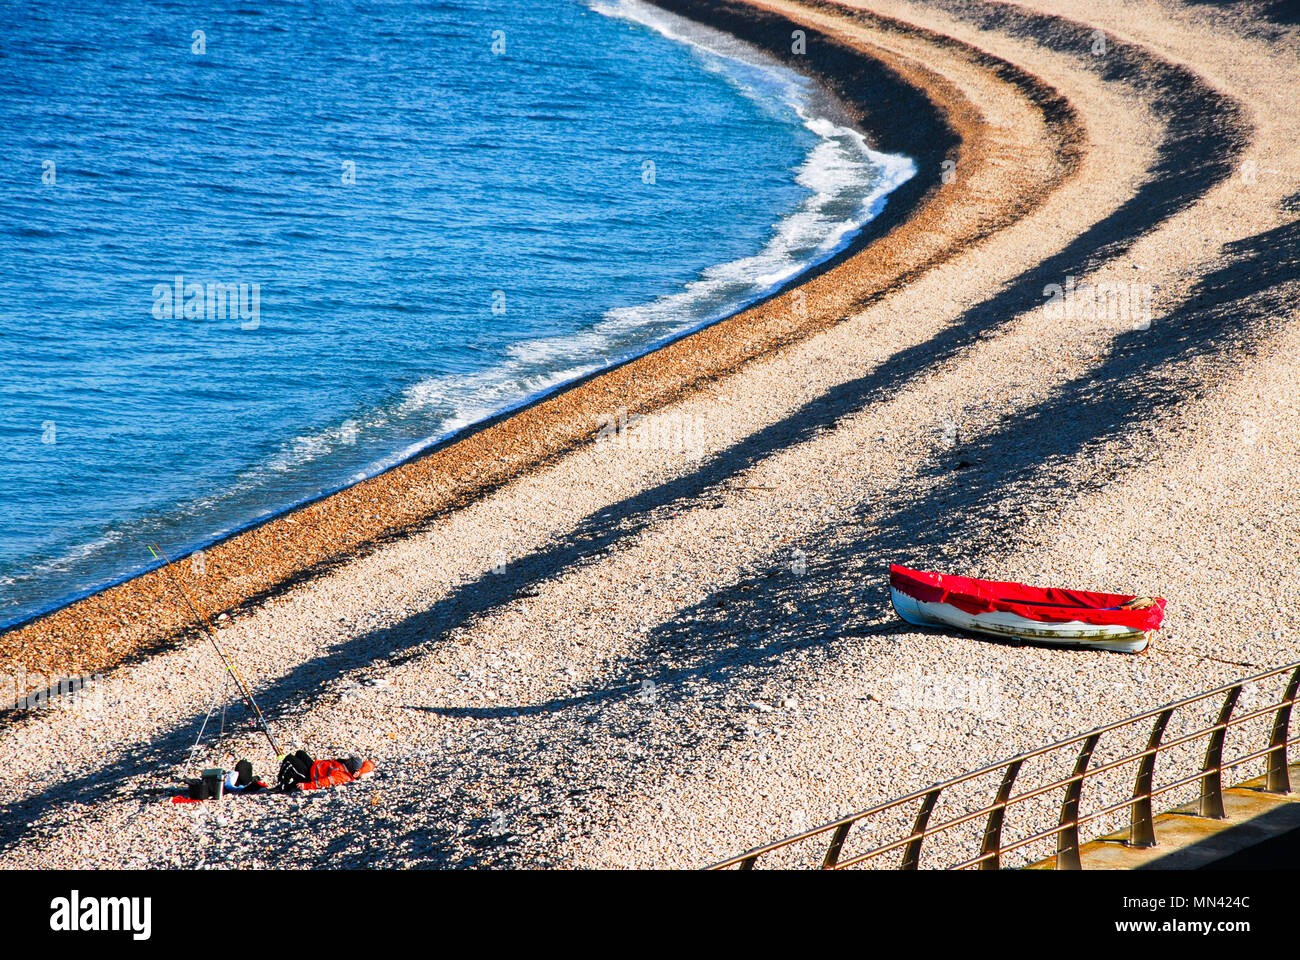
[889,564,1166,653]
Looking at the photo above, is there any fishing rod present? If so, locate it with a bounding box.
[148,543,283,759]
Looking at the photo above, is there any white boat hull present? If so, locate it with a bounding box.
[890,586,1149,653]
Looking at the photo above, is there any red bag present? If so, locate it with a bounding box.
[299,759,353,791]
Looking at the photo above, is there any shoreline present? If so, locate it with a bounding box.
[0,0,1081,700]
[0,2,919,637]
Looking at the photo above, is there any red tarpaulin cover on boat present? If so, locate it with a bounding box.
[890,565,1166,631]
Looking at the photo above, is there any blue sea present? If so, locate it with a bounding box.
[0,0,913,627]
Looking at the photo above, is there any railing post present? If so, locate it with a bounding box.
[738,855,757,871]
[1199,685,1241,819]
[1057,733,1100,870]
[1130,707,1175,847]
[1266,666,1300,794]
[979,759,1023,870]
[821,822,854,869]
[900,787,942,870]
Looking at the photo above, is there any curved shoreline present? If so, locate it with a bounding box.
[0,0,1080,701]
[0,6,919,636]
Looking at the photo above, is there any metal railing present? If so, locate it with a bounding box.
[710,659,1300,870]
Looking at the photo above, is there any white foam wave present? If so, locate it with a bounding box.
[214,0,918,499]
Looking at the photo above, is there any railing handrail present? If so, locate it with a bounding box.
[946,731,1300,870]
[709,657,1300,870]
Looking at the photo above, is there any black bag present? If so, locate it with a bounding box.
[276,750,314,792]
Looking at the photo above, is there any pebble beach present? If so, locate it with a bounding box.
[2,0,1298,869]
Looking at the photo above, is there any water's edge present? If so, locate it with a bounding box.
[1,0,927,634]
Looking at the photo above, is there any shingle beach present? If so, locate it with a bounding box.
[1,0,1297,869]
